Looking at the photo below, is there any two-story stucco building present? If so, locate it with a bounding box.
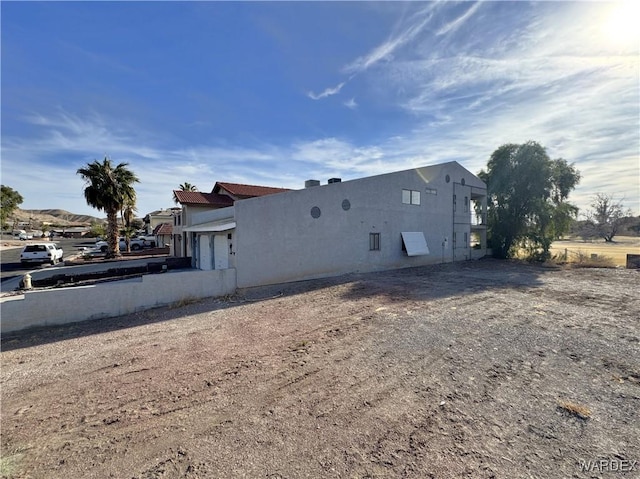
[182,161,487,288]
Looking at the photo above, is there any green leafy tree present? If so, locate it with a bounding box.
[77,157,139,258]
[1,185,24,230]
[584,193,631,242]
[479,141,580,259]
[131,218,144,231]
[173,182,197,204]
[89,220,107,238]
[526,158,581,257]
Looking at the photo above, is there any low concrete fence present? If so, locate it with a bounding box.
[1,268,236,334]
[627,254,640,269]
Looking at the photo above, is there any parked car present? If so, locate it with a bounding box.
[15,230,34,240]
[20,243,64,265]
[95,237,145,252]
[136,235,157,248]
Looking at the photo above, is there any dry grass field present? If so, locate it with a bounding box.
[550,235,640,267]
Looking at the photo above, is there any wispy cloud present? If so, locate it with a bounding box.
[344,98,358,109]
[307,82,345,100]
[436,2,482,36]
[3,94,638,217]
[344,4,437,75]
[308,4,437,102]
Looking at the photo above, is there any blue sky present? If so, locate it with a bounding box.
[2,1,638,218]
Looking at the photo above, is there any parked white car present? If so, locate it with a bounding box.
[95,237,145,252]
[136,235,157,247]
[20,243,64,265]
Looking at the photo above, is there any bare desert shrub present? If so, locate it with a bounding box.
[557,399,592,419]
[168,296,200,309]
[558,249,616,268]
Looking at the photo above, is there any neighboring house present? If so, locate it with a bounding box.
[172,183,289,259]
[153,222,173,248]
[144,208,180,235]
[51,226,91,238]
[185,161,487,288]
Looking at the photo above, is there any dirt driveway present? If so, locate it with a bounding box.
[1,260,638,478]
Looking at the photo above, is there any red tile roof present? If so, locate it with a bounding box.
[153,223,173,235]
[213,182,291,199]
[173,190,234,207]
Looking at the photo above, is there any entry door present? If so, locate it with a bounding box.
[214,234,229,270]
[199,235,213,270]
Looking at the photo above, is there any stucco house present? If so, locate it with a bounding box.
[144,208,180,235]
[183,161,487,288]
[172,183,290,258]
[153,222,173,248]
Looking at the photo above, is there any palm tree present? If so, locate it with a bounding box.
[121,196,137,253]
[173,182,197,204]
[77,157,139,258]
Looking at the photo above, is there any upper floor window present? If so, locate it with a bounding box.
[402,189,421,205]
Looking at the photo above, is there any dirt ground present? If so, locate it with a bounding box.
[1,259,638,478]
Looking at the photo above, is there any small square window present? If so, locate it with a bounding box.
[369,232,380,251]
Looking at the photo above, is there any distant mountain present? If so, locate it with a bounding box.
[15,209,104,226]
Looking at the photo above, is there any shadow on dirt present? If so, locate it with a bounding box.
[339,258,554,303]
[1,258,555,352]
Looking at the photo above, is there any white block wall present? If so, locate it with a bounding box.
[0,269,236,333]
